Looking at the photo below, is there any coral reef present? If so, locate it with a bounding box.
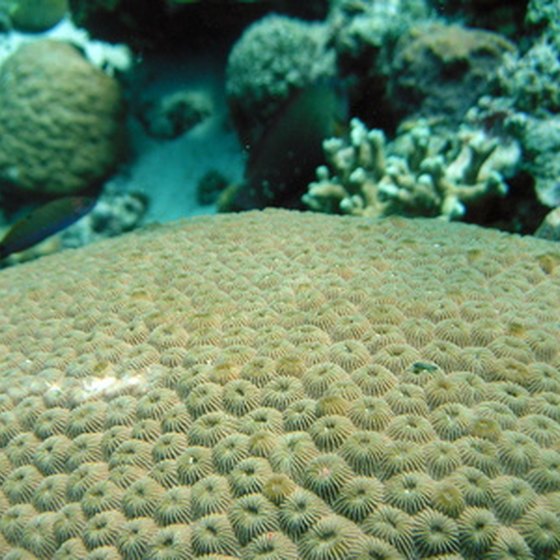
[0,209,558,558]
[328,0,429,129]
[525,0,560,49]
[216,0,558,226]
[304,117,520,219]
[461,22,560,215]
[468,90,560,211]
[496,40,560,116]
[330,0,429,61]
[328,2,516,131]
[0,40,125,196]
[510,111,560,208]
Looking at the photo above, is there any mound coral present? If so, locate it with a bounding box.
[0,40,124,196]
[0,209,559,558]
[8,0,68,31]
[388,22,515,123]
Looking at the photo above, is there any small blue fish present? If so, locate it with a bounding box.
[0,196,96,259]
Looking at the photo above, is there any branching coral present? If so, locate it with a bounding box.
[303,117,520,219]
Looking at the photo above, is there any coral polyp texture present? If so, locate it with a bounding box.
[0,209,559,559]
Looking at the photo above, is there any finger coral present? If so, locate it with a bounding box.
[0,209,558,558]
[304,118,519,220]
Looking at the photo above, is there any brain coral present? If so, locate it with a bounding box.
[0,40,124,196]
[0,209,559,559]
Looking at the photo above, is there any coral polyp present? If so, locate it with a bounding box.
[298,514,365,560]
[333,476,384,522]
[228,492,279,546]
[278,489,330,539]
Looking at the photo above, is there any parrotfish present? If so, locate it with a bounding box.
[0,196,96,259]
[232,80,347,210]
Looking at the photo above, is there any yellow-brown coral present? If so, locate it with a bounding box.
[0,209,558,558]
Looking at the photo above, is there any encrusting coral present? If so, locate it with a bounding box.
[0,209,559,558]
[304,117,521,220]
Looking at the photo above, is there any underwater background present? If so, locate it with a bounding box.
[0,1,559,559]
[0,0,559,262]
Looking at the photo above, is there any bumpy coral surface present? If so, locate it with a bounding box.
[0,40,124,196]
[0,209,559,559]
[226,14,334,144]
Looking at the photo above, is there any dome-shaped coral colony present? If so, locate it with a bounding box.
[0,209,559,559]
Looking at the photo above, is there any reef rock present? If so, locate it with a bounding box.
[136,90,212,140]
[388,22,515,124]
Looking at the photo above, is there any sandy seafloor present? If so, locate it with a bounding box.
[117,47,246,224]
